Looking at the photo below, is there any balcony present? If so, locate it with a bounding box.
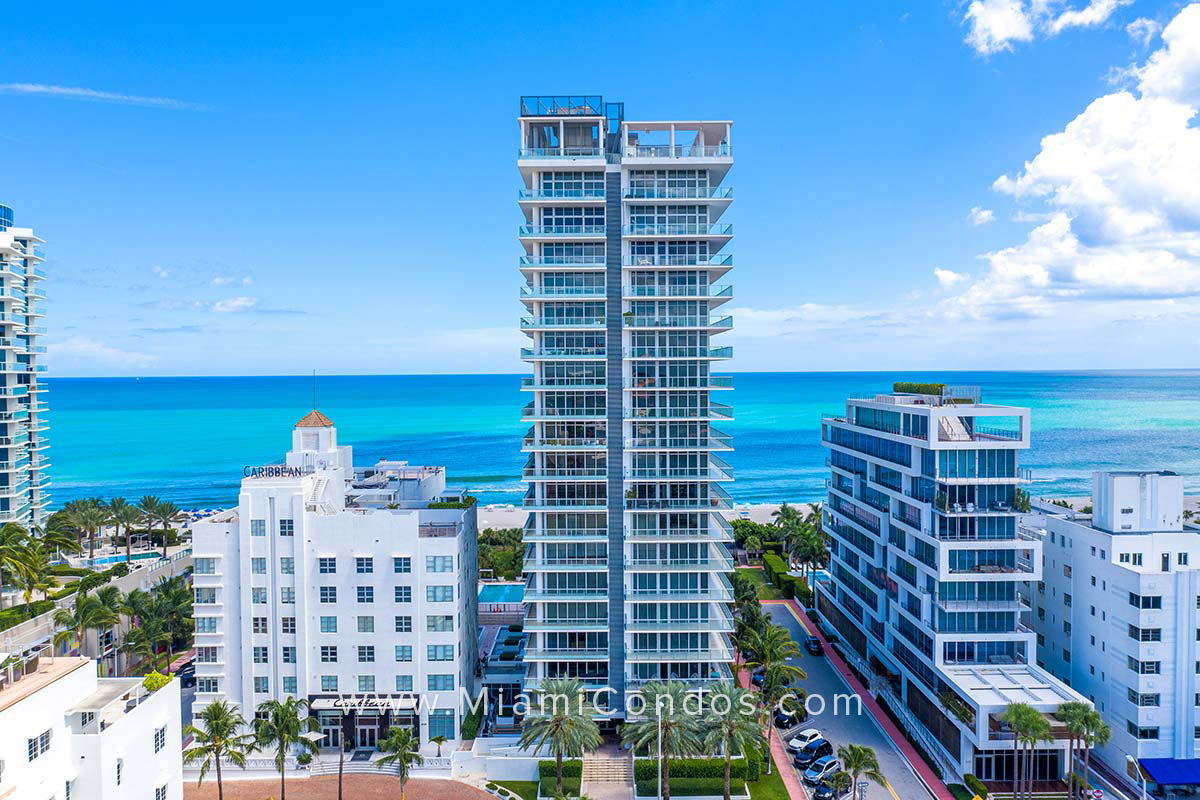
[626,610,735,633]
[522,494,607,510]
[625,488,733,511]
[519,188,605,201]
[521,347,606,360]
[623,284,732,299]
[519,225,605,239]
[520,255,605,268]
[625,523,733,542]
[523,647,609,660]
[524,556,608,570]
[624,346,732,359]
[522,527,609,541]
[625,403,733,420]
[518,147,607,160]
[524,617,608,631]
[623,223,732,237]
[628,578,733,602]
[625,376,733,390]
[521,377,606,391]
[522,465,607,480]
[623,254,732,268]
[625,662,734,687]
[520,285,606,300]
[521,587,609,602]
[520,96,605,117]
[622,315,732,330]
[624,186,732,200]
[522,435,607,451]
[623,144,732,159]
[626,430,733,450]
[625,458,733,481]
[626,550,734,571]
[520,316,605,330]
[626,644,732,662]
[522,403,605,420]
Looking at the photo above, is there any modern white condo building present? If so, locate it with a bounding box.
[0,204,49,528]
[517,96,735,719]
[818,384,1087,784]
[191,411,479,750]
[1028,470,1200,797]
[0,651,182,800]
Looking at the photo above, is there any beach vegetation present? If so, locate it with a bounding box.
[479,527,524,579]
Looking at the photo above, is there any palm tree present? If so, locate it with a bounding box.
[829,771,852,798]
[518,677,602,796]
[254,696,319,800]
[154,575,194,667]
[0,521,34,597]
[620,681,704,800]
[14,547,58,615]
[1019,711,1052,800]
[1002,703,1035,800]
[837,744,887,796]
[93,585,125,673]
[151,500,185,558]
[53,592,117,657]
[743,623,807,775]
[702,683,763,800]
[430,734,448,757]
[744,534,763,562]
[1056,701,1091,798]
[105,497,142,565]
[770,502,799,529]
[33,514,80,559]
[119,625,168,672]
[1079,710,1111,797]
[375,726,425,800]
[69,500,108,562]
[183,699,255,800]
[137,495,161,552]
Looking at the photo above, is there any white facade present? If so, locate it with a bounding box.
[0,204,50,529]
[191,411,479,749]
[0,654,182,800]
[1028,471,1200,791]
[517,96,736,716]
[818,385,1087,782]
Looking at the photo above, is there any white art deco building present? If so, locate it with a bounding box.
[0,204,49,527]
[517,96,735,718]
[191,412,479,750]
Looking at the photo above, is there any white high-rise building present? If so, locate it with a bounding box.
[0,652,182,800]
[0,204,50,527]
[191,411,479,750]
[818,384,1088,783]
[1028,471,1200,796]
[517,96,736,718]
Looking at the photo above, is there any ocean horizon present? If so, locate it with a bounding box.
[44,369,1200,510]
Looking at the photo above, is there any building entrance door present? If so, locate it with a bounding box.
[356,722,377,749]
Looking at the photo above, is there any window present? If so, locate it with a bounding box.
[116,759,124,785]
[1063,593,1072,607]
[252,617,268,634]
[196,646,218,663]
[251,519,266,536]
[1128,625,1162,642]
[282,677,297,694]
[252,587,267,604]
[1181,553,1190,566]
[195,557,216,574]
[396,674,413,692]
[321,646,338,662]
[395,645,413,662]
[395,615,413,633]
[427,615,454,632]
[154,726,167,752]
[157,787,168,800]
[196,617,218,633]
[358,675,376,692]
[357,586,374,603]
[319,557,337,574]
[357,615,375,633]
[426,556,453,573]
[198,678,218,693]
[1128,689,1160,706]
[322,675,338,691]
[427,585,454,603]
[27,729,50,761]
[394,586,412,603]
[254,676,269,693]
[282,646,296,664]
[356,556,374,573]
[1128,656,1161,674]
[394,556,411,573]
[1127,721,1160,740]
[281,587,295,604]
[320,586,337,603]
[358,645,375,663]
[1120,553,1130,563]
[428,674,455,691]
[1129,592,1162,609]
[429,708,455,740]
[320,616,337,633]
[1063,565,1072,577]
[280,557,294,574]
[253,646,268,664]
[251,558,267,574]
[279,519,294,536]
[1063,649,1071,663]
[282,617,296,634]
[1133,553,1143,566]
[428,644,455,661]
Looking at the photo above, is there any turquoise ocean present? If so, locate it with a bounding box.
[44,371,1200,509]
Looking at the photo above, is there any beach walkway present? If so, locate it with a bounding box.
[765,599,955,800]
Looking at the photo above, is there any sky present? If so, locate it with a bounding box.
[1,0,1198,376]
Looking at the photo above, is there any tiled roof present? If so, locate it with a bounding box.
[295,410,333,428]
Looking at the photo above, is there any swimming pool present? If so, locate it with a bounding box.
[478,583,524,603]
[85,552,163,566]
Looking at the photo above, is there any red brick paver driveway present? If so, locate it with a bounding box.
[185,775,494,800]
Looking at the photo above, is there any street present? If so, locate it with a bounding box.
[765,603,924,800]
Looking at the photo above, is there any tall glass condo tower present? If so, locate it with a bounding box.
[517,96,735,718]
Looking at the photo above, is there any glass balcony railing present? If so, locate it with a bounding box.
[520,316,605,329]
[625,403,733,420]
[623,223,732,237]
[519,147,606,159]
[522,435,607,449]
[520,255,606,267]
[521,403,606,419]
[523,495,607,509]
[623,284,732,298]
[520,95,605,116]
[625,376,732,389]
[626,551,734,570]
[623,144,732,159]
[519,188,605,200]
[623,254,733,268]
[521,347,605,360]
[624,186,732,200]
[521,377,606,389]
[624,346,733,359]
[625,491,733,511]
[520,225,605,237]
[521,285,605,298]
[523,466,607,479]
[623,315,732,329]
[625,431,734,450]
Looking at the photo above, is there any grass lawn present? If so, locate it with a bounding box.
[491,782,538,800]
[746,766,790,800]
[736,567,783,600]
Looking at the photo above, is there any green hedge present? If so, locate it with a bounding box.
[635,778,746,797]
[794,580,813,607]
[762,553,787,588]
[538,777,581,797]
[428,496,477,509]
[50,566,94,577]
[963,774,988,798]
[461,702,483,740]
[538,760,583,778]
[634,758,747,781]
[743,742,761,782]
[0,599,56,631]
[893,381,945,395]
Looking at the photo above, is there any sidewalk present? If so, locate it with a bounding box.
[766,599,956,800]
[737,664,809,800]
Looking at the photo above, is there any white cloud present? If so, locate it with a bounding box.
[1134,4,1200,106]
[969,206,996,225]
[935,268,970,287]
[151,264,170,279]
[1126,17,1162,47]
[962,0,1132,54]
[0,83,211,110]
[49,336,157,369]
[211,296,258,313]
[211,275,252,286]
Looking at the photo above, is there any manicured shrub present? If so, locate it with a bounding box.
[893,381,945,395]
[538,760,583,778]
[462,703,483,739]
[964,774,988,798]
[634,758,747,780]
[539,777,581,797]
[762,553,787,588]
[635,778,745,797]
[142,670,172,692]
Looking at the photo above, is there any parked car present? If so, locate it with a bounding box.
[786,728,823,753]
[804,636,824,656]
[812,783,846,800]
[803,757,842,786]
[793,738,833,769]
[751,670,765,687]
[175,662,196,688]
[775,703,809,726]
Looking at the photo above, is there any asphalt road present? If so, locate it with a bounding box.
[765,604,926,800]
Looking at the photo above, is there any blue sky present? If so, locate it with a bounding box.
[2,0,1198,376]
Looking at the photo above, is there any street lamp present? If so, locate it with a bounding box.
[1126,754,1147,800]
